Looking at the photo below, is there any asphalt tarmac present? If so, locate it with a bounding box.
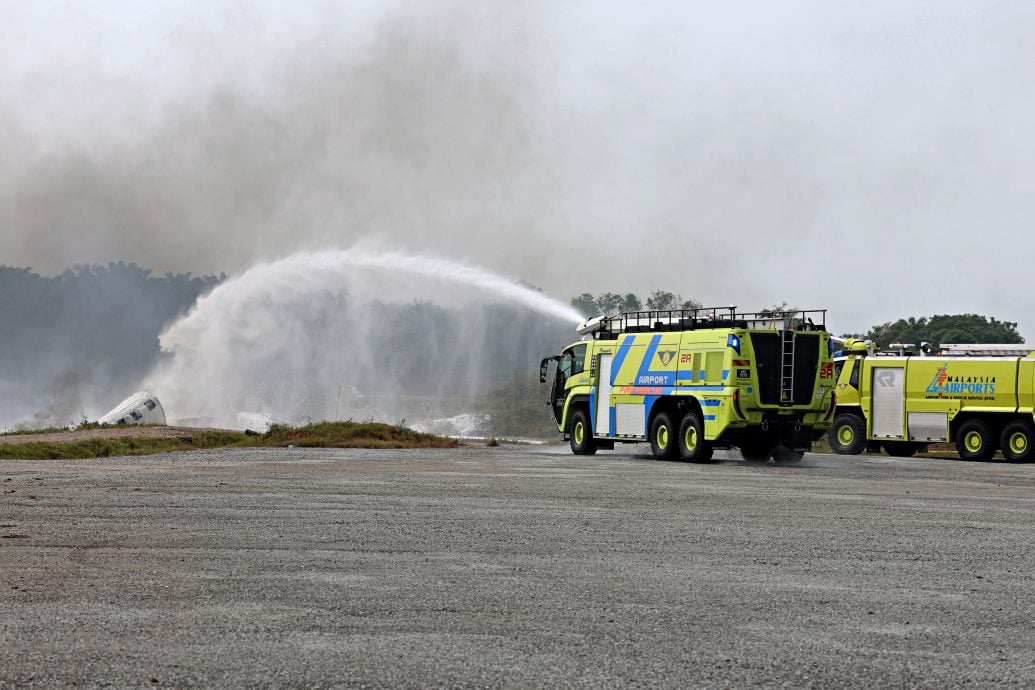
[2,445,1034,688]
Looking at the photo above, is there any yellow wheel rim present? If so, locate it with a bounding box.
[657,425,669,450]
[574,421,584,445]
[685,426,698,451]
[838,426,854,446]
[964,431,983,453]
[1009,432,1027,454]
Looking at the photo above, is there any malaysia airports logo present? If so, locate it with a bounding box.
[924,365,996,396]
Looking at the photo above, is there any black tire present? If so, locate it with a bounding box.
[649,411,679,460]
[883,441,917,458]
[739,441,775,463]
[1000,420,1035,463]
[568,408,597,456]
[829,413,867,455]
[772,446,804,465]
[677,411,713,463]
[955,418,996,462]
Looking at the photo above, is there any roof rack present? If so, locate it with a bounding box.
[869,342,1035,357]
[937,343,1035,357]
[875,342,923,356]
[578,306,827,338]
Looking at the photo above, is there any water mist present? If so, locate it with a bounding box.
[143,248,582,431]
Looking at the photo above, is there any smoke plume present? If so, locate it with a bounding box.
[3,1,1035,346]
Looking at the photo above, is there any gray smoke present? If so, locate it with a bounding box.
[3,1,1035,338]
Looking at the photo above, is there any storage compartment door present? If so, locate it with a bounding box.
[615,404,646,437]
[596,354,613,437]
[871,366,906,439]
[908,412,948,442]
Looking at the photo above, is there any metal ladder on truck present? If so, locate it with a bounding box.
[780,327,795,403]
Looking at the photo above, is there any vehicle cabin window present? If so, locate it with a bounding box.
[849,360,860,389]
[834,359,845,382]
[558,351,574,380]
[557,344,587,387]
[570,344,587,375]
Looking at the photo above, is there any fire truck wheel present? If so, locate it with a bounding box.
[1000,420,1035,463]
[829,414,866,455]
[677,411,713,463]
[568,408,597,456]
[649,411,679,460]
[955,418,996,462]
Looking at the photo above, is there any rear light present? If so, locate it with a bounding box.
[732,388,745,419]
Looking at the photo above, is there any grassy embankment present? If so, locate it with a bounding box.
[0,421,458,460]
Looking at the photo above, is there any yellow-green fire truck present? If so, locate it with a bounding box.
[829,341,1035,461]
[539,307,836,462]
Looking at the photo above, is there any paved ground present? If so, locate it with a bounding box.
[2,445,1035,688]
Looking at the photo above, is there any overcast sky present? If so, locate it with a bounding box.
[2,0,1033,337]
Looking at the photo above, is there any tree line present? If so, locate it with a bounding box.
[0,263,225,427]
[847,314,1024,349]
[570,290,703,316]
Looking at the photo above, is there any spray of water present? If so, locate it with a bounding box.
[143,248,582,429]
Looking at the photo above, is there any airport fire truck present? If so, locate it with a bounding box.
[539,307,836,462]
[829,341,1035,461]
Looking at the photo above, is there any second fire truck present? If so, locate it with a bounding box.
[829,341,1035,461]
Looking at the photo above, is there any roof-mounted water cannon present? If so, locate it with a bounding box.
[575,315,605,337]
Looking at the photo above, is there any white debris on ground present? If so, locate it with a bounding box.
[98,392,166,426]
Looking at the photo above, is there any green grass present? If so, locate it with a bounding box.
[1,421,107,436]
[262,421,458,449]
[1,426,74,437]
[0,430,248,460]
[0,421,457,460]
